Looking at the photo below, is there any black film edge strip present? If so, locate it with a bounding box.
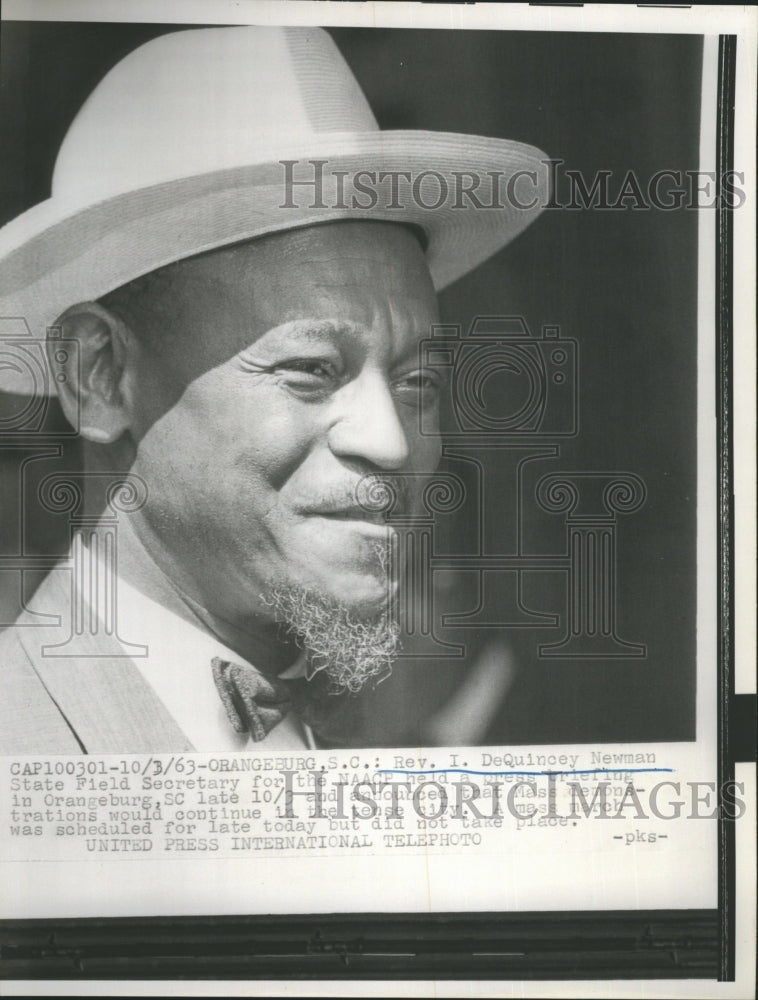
[0,911,720,980]
[716,31,741,986]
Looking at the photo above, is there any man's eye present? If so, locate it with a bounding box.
[394,370,442,400]
[274,359,339,383]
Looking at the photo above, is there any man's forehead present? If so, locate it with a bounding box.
[138,221,435,334]
[172,219,430,286]
[105,220,437,375]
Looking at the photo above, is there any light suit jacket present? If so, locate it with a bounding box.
[0,569,194,754]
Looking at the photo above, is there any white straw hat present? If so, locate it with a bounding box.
[0,25,549,395]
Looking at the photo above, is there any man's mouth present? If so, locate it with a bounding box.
[308,507,389,527]
[300,477,411,526]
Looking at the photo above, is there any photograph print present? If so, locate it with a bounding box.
[0,20,707,753]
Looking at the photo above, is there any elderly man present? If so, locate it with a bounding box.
[0,26,547,752]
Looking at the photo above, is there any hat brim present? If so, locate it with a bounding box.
[0,130,549,395]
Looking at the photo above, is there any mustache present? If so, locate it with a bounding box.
[297,475,413,518]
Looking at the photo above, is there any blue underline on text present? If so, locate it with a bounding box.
[376,767,675,777]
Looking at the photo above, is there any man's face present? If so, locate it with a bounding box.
[126,221,442,623]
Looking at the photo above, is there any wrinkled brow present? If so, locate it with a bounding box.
[260,319,365,345]
[250,318,427,367]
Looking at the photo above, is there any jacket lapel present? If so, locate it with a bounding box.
[16,567,194,753]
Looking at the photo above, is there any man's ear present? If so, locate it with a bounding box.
[46,302,134,443]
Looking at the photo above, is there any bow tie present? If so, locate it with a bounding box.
[212,655,365,747]
[211,656,293,742]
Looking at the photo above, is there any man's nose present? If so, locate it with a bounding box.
[328,373,411,470]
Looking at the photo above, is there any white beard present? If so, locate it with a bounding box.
[262,583,400,694]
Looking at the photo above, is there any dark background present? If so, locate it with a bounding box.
[0,23,701,744]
